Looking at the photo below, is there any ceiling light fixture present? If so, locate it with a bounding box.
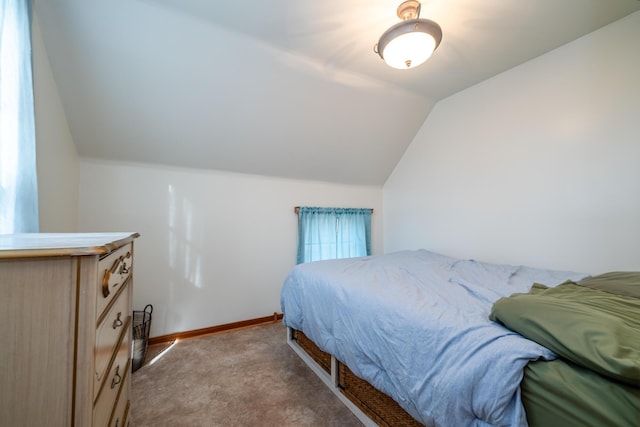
[374,0,442,70]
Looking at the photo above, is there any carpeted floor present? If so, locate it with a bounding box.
[131,322,363,426]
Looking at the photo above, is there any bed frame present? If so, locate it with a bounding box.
[287,327,423,427]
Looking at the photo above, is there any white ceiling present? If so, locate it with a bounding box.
[34,0,640,185]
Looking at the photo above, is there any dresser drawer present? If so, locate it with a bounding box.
[98,243,133,320]
[94,337,130,427]
[95,286,130,399]
[109,374,131,427]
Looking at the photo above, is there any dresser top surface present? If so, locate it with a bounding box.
[0,232,139,258]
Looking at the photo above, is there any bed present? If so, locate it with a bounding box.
[280,249,640,427]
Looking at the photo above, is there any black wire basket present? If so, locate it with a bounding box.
[132,304,153,372]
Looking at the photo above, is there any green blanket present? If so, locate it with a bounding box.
[490,272,640,387]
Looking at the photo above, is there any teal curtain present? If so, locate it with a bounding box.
[296,207,371,264]
[0,0,39,233]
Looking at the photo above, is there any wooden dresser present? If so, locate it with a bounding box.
[0,232,139,427]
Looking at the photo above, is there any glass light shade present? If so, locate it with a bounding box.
[383,31,436,69]
[376,18,442,69]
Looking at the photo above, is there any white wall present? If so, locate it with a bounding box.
[32,15,79,231]
[384,12,640,274]
[78,160,382,337]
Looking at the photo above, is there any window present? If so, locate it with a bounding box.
[0,0,39,234]
[296,207,371,264]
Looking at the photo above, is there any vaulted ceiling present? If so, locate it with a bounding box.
[34,0,640,185]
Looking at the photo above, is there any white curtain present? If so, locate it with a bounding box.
[0,0,39,234]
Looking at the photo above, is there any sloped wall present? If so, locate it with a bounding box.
[32,15,79,231]
[384,12,640,273]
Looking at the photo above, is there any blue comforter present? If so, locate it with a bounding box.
[280,250,587,427]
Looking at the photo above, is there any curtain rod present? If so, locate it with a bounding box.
[294,206,374,214]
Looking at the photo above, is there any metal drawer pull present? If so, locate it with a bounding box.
[102,270,111,298]
[112,312,123,329]
[111,366,122,389]
[102,251,131,298]
[119,253,131,275]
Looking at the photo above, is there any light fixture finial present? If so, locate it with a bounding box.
[397,0,421,20]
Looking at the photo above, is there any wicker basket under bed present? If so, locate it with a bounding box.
[293,329,422,426]
[338,362,422,427]
[292,329,332,374]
